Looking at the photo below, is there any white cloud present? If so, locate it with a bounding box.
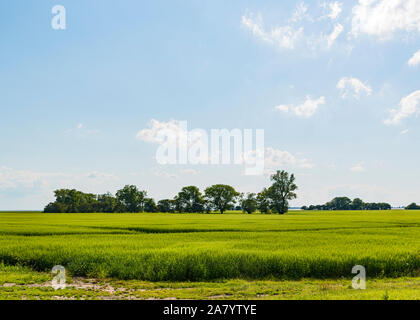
[137,119,203,148]
[384,90,420,125]
[337,77,372,99]
[400,129,409,135]
[291,2,310,22]
[264,148,297,169]
[408,49,420,67]
[265,148,315,170]
[77,123,83,129]
[241,12,303,50]
[351,0,420,39]
[327,23,344,47]
[137,119,182,145]
[243,148,315,175]
[275,105,290,113]
[276,96,326,118]
[350,163,365,172]
[326,2,343,20]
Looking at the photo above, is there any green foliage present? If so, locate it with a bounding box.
[351,198,365,210]
[257,188,272,214]
[174,186,205,213]
[266,170,298,214]
[44,189,98,213]
[42,170,300,215]
[1,265,419,300]
[406,203,420,210]
[157,200,176,213]
[144,198,158,213]
[241,193,258,214]
[1,211,419,282]
[97,193,119,213]
[304,197,392,211]
[116,185,147,213]
[327,197,352,210]
[204,185,240,214]
[44,186,150,213]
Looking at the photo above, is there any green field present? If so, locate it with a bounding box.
[0,210,419,299]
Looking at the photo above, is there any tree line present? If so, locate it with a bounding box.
[301,197,392,211]
[405,203,420,210]
[44,170,298,215]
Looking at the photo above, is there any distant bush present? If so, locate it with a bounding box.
[302,197,392,211]
[405,203,420,210]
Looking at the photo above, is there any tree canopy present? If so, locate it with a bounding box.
[174,186,205,213]
[406,203,420,210]
[241,193,258,214]
[204,184,240,214]
[302,197,392,211]
[43,171,404,214]
[266,170,298,214]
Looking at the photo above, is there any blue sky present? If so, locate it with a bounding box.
[1,0,420,209]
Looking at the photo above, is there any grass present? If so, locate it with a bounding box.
[1,265,419,300]
[0,210,420,299]
[0,210,419,284]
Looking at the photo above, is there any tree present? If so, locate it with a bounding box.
[116,185,147,213]
[266,170,297,214]
[241,193,258,214]
[44,201,67,213]
[97,193,118,213]
[45,189,98,213]
[204,184,240,214]
[174,186,205,213]
[406,203,420,210]
[203,200,213,214]
[378,203,392,210]
[144,198,158,213]
[157,199,176,213]
[257,188,272,214]
[304,197,392,211]
[351,198,365,210]
[326,197,352,210]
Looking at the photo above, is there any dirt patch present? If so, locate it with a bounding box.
[2,283,16,287]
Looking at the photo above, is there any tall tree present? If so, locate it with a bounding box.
[174,186,205,213]
[116,185,147,213]
[204,184,239,214]
[267,170,298,214]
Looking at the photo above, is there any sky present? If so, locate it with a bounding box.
[1,0,420,210]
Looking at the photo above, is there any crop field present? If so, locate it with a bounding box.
[0,210,419,299]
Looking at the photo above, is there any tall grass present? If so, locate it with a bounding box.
[0,211,419,281]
